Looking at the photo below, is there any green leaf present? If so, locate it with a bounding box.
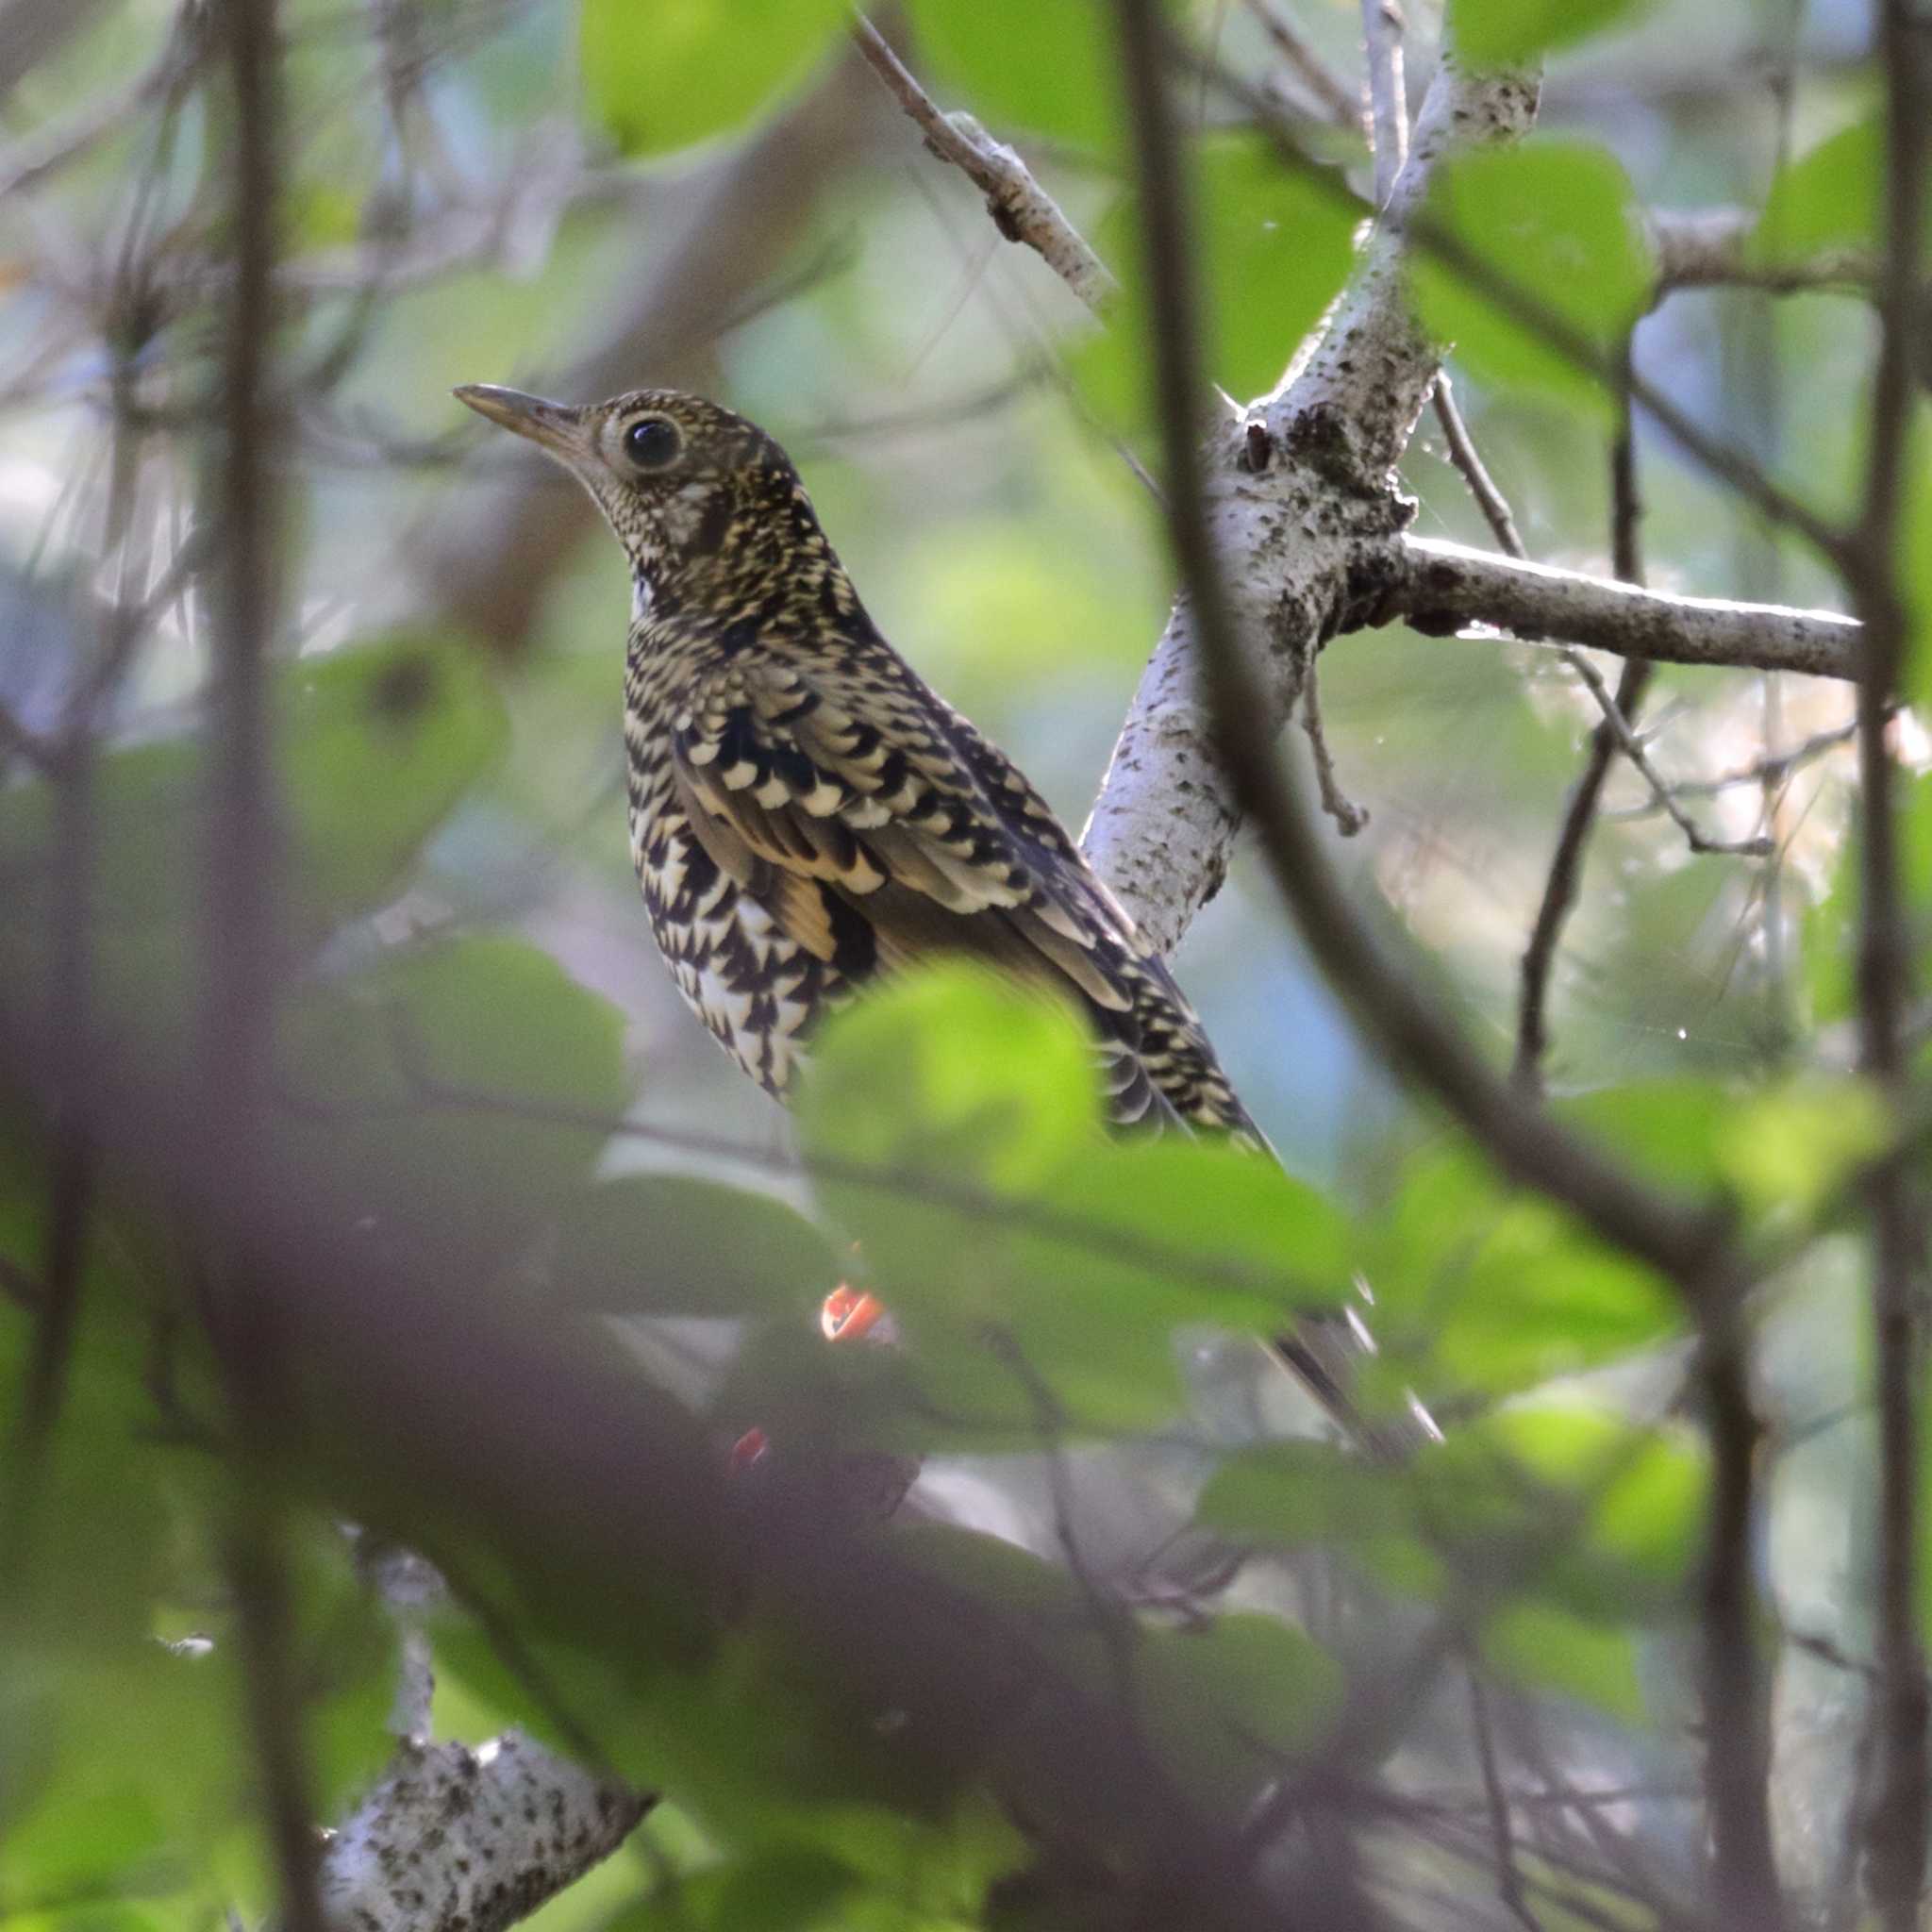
[1074,134,1359,436]
[1421,1398,1707,1622]
[1718,1079,1889,1224]
[799,962,1102,1192]
[1196,1440,1408,1550]
[1481,1601,1647,1721]
[581,0,846,157]
[550,1175,842,1318]
[906,0,1122,154]
[1411,141,1653,415]
[1452,0,1654,65]
[275,936,627,1277]
[1368,1150,1682,1397]
[0,635,507,1090]
[1754,111,1882,264]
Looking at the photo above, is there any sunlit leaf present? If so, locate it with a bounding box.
[581,0,846,157]
[1411,141,1653,415]
[1753,111,1883,264]
[1074,133,1359,435]
[1481,1601,1647,1721]
[1451,0,1654,65]
[906,0,1122,154]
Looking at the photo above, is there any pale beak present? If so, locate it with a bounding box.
[452,384,588,458]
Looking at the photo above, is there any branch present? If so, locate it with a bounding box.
[1241,0,1363,135]
[850,15,1118,314]
[1855,6,1931,1924]
[318,1735,647,1932]
[1386,536,1861,682]
[1648,205,1876,297]
[1082,51,1538,954]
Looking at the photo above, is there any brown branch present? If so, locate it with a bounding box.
[1855,7,1932,1925]
[850,14,1118,314]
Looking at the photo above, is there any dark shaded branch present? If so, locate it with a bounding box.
[1855,7,1931,1926]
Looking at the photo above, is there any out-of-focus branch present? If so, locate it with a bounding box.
[1386,536,1861,682]
[1854,8,1931,1926]
[409,42,890,653]
[1648,205,1876,297]
[1241,0,1361,135]
[319,1735,647,1932]
[850,14,1119,315]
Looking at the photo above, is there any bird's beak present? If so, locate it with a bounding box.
[453,384,587,458]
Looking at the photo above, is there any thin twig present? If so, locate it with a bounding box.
[1431,372,1524,556]
[850,14,1119,315]
[1466,1668,1543,1932]
[1240,0,1362,134]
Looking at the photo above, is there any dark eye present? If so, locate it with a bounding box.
[623,416,680,471]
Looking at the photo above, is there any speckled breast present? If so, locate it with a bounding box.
[624,756,847,1100]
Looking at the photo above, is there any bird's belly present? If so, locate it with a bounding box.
[631,807,841,1099]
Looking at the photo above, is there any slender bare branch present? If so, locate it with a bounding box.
[1241,0,1362,134]
[850,14,1119,315]
[1649,205,1876,297]
[1388,537,1861,682]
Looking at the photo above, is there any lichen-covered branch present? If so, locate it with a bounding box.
[1389,535,1861,682]
[851,16,1119,315]
[1081,51,1538,952]
[318,1735,649,1932]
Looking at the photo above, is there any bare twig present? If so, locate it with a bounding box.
[850,15,1119,315]
[1649,206,1877,298]
[205,8,322,1932]
[1241,0,1362,135]
[1388,537,1861,682]
[1466,1669,1543,1932]
[1430,372,1524,556]
[1603,720,1858,813]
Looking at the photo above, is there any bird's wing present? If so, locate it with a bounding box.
[668,654,1258,1141]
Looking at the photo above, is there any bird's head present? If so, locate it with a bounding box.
[454,384,831,608]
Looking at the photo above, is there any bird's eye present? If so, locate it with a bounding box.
[623,417,680,471]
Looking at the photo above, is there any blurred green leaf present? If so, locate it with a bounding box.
[1481,1602,1646,1721]
[1753,111,1882,264]
[550,1175,842,1318]
[581,0,845,157]
[1195,1440,1408,1551]
[275,935,626,1276]
[1412,141,1652,414]
[1451,0,1653,65]
[1421,1398,1707,1622]
[800,966,1357,1436]
[1718,1079,1889,1224]
[906,0,1121,154]
[800,963,1101,1193]
[1368,1149,1681,1397]
[1074,134,1358,435]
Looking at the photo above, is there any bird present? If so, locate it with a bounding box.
[453,383,1367,1429]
